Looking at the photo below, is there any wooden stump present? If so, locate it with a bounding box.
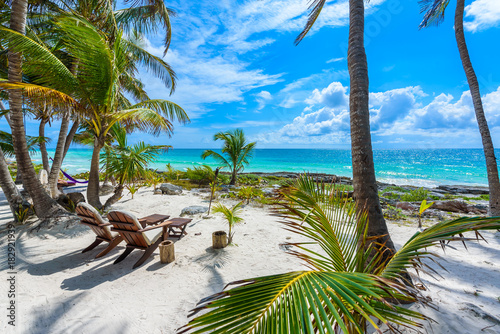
[159,240,175,264]
[212,231,228,249]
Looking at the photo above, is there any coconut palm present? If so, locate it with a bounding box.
[102,125,170,210]
[180,175,500,333]
[294,0,397,254]
[212,201,244,244]
[6,0,66,218]
[1,14,190,209]
[201,129,256,185]
[419,0,500,216]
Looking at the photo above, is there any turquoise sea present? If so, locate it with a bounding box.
[39,148,497,187]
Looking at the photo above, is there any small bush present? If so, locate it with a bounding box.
[237,186,263,204]
[185,165,216,185]
[384,186,409,193]
[400,188,429,202]
[238,174,261,185]
[383,205,407,221]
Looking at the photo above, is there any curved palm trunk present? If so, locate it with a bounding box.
[87,138,104,208]
[48,111,70,197]
[230,167,237,185]
[0,148,24,220]
[455,0,500,216]
[8,0,66,218]
[63,119,79,160]
[103,184,124,211]
[348,0,396,252]
[39,117,50,172]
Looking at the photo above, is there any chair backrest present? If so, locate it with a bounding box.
[76,202,113,241]
[107,210,152,248]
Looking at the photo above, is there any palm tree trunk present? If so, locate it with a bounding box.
[230,166,237,185]
[39,117,50,172]
[348,0,396,252]
[455,0,500,216]
[103,184,124,211]
[8,0,66,218]
[48,111,70,197]
[0,148,24,221]
[87,138,104,208]
[63,119,79,160]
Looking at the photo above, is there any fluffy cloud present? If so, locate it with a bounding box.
[465,0,500,32]
[257,81,500,146]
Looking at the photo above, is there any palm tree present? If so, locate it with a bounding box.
[419,0,500,216]
[102,125,170,210]
[180,175,500,333]
[212,201,244,244]
[295,0,397,254]
[201,129,256,185]
[1,15,190,209]
[7,0,66,218]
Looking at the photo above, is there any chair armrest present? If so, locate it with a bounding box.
[98,222,113,227]
[137,221,171,233]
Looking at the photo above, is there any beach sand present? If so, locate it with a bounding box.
[1,186,499,333]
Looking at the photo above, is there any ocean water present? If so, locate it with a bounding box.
[37,148,496,187]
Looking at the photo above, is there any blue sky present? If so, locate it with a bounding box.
[12,0,500,149]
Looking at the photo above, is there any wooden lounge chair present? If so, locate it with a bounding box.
[107,210,173,269]
[75,203,124,258]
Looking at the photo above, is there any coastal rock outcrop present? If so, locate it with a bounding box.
[181,206,208,216]
[437,185,489,195]
[432,200,487,214]
[160,183,183,195]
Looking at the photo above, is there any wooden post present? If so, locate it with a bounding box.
[212,231,228,249]
[159,240,175,263]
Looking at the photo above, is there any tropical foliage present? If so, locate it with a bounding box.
[212,201,244,244]
[180,175,500,333]
[201,129,256,185]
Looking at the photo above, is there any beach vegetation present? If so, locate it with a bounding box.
[237,186,263,204]
[201,129,256,185]
[126,184,141,199]
[401,188,429,202]
[181,175,500,333]
[186,165,217,185]
[418,200,434,228]
[101,126,169,210]
[237,174,261,186]
[384,186,409,193]
[384,205,407,221]
[420,0,500,216]
[212,201,244,244]
[14,204,32,224]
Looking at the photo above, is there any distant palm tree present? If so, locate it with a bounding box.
[180,175,500,333]
[419,0,500,216]
[295,0,397,254]
[201,129,256,185]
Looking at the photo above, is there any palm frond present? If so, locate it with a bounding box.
[130,99,189,124]
[418,0,451,29]
[295,0,326,45]
[180,271,424,334]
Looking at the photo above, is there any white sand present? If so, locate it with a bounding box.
[1,186,499,334]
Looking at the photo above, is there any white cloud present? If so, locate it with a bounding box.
[326,57,344,64]
[257,81,500,146]
[255,90,273,111]
[465,0,500,32]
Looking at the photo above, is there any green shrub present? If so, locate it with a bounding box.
[237,186,263,204]
[383,205,407,220]
[400,188,429,202]
[185,165,215,185]
[238,174,261,185]
[15,204,32,223]
[480,194,490,201]
[384,186,409,193]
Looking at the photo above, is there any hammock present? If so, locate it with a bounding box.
[60,169,89,184]
[50,157,89,184]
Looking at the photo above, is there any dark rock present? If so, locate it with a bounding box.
[432,200,487,214]
[99,184,114,196]
[396,202,417,211]
[181,206,208,216]
[437,185,489,195]
[160,183,183,195]
[153,188,162,195]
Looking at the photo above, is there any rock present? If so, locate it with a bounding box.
[396,202,416,211]
[67,192,85,204]
[437,185,489,195]
[99,184,114,196]
[160,183,183,195]
[153,188,162,195]
[181,205,208,216]
[380,197,397,206]
[432,200,487,214]
[428,192,445,199]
